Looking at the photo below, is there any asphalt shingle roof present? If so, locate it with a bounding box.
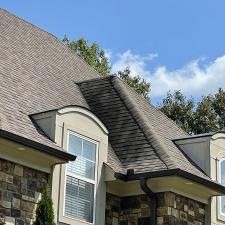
[78,76,211,180]
[0,8,222,190]
[0,8,98,157]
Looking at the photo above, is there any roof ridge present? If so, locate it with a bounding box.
[0,8,100,78]
[111,76,176,170]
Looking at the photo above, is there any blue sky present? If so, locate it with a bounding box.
[2,1,225,104]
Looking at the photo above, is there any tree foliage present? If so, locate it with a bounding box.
[193,96,217,134]
[63,37,151,101]
[33,188,56,225]
[159,89,225,134]
[213,88,225,129]
[62,36,110,76]
[116,67,151,101]
[63,36,225,135]
[160,90,194,133]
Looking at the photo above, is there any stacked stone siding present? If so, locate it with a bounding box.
[105,193,151,225]
[105,192,206,225]
[157,192,205,225]
[0,158,48,225]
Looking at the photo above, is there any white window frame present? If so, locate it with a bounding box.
[63,130,99,224]
[219,158,225,217]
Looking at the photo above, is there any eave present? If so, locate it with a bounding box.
[0,129,76,162]
[115,168,225,195]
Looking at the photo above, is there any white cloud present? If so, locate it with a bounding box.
[111,50,157,76]
[104,49,113,61]
[110,50,225,98]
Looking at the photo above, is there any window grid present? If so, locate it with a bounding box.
[64,131,98,224]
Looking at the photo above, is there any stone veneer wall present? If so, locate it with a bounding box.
[105,193,151,225]
[0,158,48,225]
[105,192,206,225]
[157,192,205,225]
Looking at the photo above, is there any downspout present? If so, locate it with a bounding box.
[140,178,157,225]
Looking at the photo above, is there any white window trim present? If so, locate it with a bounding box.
[218,158,225,219]
[63,130,99,224]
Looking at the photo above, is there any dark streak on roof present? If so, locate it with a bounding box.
[78,76,218,184]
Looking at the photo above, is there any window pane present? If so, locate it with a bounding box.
[78,180,94,222]
[65,176,78,218]
[65,133,97,223]
[221,160,225,186]
[83,140,96,161]
[79,179,93,201]
[68,134,82,156]
[222,196,225,215]
[65,176,94,223]
[68,157,95,180]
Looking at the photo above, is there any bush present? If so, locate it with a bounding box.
[33,187,56,225]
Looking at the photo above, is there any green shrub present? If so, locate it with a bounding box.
[33,188,56,225]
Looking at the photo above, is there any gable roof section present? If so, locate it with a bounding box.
[78,76,211,181]
[0,8,100,160]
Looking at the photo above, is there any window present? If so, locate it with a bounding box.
[64,132,98,223]
[220,159,225,215]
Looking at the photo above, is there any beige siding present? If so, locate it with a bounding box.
[210,133,225,224]
[49,106,108,225]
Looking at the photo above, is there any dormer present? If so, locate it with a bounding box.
[174,132,225,224]
[32,106,109,225]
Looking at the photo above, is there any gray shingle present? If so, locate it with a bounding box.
[78,76,211,181]
[0,8,218,186]
[0,8,98,153]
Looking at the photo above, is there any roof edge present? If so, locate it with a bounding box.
[115,168,225,195]
[0,8,100,79]
[111,76,174,169]
[173,133,214,142]
[0,129,76,162]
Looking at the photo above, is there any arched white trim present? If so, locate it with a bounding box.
[58,106,108,135]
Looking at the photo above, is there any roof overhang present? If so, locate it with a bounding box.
[0,129,76,162]
[115,168,225,195]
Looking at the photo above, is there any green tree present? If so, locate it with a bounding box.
[193,96,217,134]
[213,88,225,129]
[63,37,151,100]
[33,188,56,225]
[159,90,194,134]
[62,36,110,76]
[159,89,225,134]
[116,67,151,101]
